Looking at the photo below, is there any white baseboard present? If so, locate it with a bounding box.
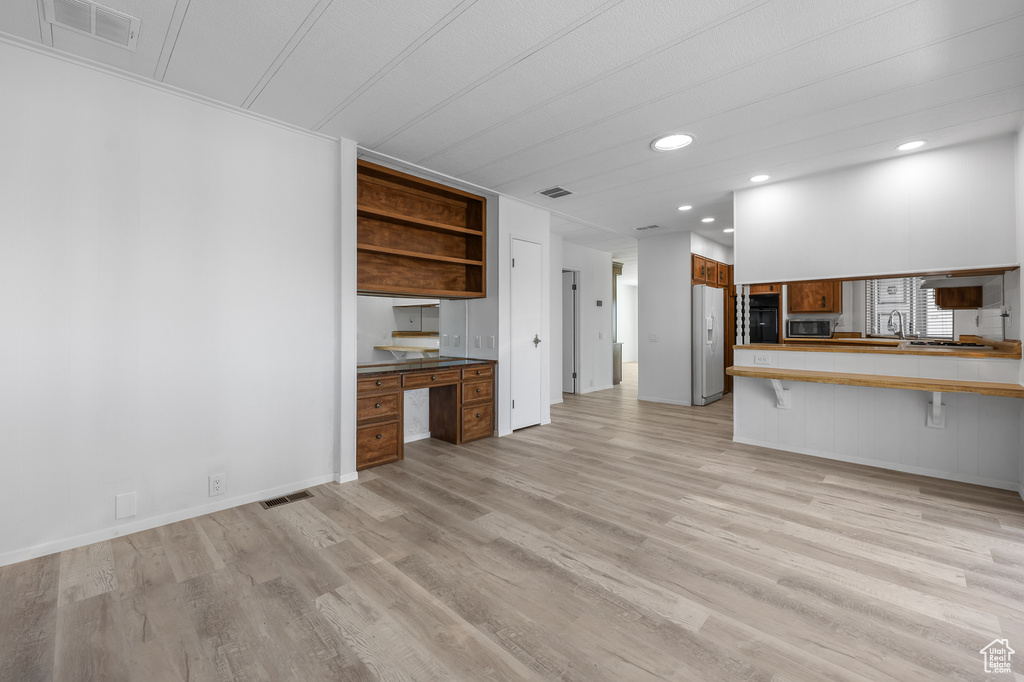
[335,472,359,484]
[0,472,340,568]
[580,384,614,394]
[404,431,431,443]
[637,395,692,406]
[733,436,1018,491]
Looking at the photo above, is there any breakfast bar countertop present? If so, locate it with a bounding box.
[735,336,1021,359]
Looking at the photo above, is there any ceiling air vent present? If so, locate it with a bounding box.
[538,186,573,199]
[43,0,140,51]
[633,224,662,231]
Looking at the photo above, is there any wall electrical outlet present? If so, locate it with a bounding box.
[754,352,771,365]
[442,334,449,346]
[209,473,225,497]
[454,335,461,347]
[474,335,481,348]
[488,335,495,349]
[648,333,658,342]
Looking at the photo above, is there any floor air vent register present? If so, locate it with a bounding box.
[259,489,314,509]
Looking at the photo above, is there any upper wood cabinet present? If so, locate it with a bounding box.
[704,259,719,286]
[749,283,781,294]
[691,254,707,284]
[717,263,730,288]
[357,160,487,298]
[788,280,843,313]
[934,286,983,309]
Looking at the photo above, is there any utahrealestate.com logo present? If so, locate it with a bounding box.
[980,639,1015,674]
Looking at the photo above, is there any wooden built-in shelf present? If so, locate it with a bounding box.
[357,206,482,237]
[357,244,484,266]
[392,331,439,338]
[727,365,1024,399]
[357,160,486,299]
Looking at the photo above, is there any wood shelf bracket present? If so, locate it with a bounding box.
[770,379,791,409]
[927,391,945,429]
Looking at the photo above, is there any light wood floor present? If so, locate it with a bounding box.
[5,361,1024,681]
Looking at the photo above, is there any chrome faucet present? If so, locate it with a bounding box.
[887,309,905,339]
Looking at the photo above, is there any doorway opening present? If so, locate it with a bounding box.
[561,269,579,395]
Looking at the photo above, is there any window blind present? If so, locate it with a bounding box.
[865,277,952,338]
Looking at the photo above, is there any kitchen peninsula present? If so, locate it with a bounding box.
[728,335,1024,489]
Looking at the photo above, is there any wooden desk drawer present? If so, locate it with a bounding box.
[403,369,460,389]
[462,379,492,403]
[462,365,493,380]
[357,422,401,470]
[461,403,493,443]
[358,375,401,393]
[357,393,400,422]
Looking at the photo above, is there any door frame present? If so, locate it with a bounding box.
[562,269,580,394]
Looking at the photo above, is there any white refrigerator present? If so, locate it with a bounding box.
[692,284,725,406]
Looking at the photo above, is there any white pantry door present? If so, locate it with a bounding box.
[511,238,543,430]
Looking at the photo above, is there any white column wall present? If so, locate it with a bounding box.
[638,232,693,405]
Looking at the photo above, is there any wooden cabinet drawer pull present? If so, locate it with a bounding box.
[376,433,382,439]
[476,388,482,393]
[477,370,482,375]
[476,413,481,418]
[376,380,382,386]
[375,403,382,408]
[431,375,436,380]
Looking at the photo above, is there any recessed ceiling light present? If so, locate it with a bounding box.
[651,133,694,152]
[701,217,714,223]
[897,140,926,151]
[723,228,735,233]
[750,174,770,182]
[677,205,692,211]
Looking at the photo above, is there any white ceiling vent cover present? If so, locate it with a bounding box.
[43,0,140,51]
[538,186,573,199]
[633,224,662,231]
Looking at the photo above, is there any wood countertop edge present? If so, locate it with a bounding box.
[357,357,496,377]
[727,365,1024,398]
[735,340,1021,359]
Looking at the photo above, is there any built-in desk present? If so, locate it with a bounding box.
[356,357,496,470]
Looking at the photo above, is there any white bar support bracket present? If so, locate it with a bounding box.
[770,379,791,409]
[926,391,945,429]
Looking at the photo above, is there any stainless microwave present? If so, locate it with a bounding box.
[787,319,832,338]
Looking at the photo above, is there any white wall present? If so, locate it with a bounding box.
[0,40,345,565]
[690,233,733,265]
[562,243,613,393]
[735,135,1018,284]
[550,235,564,403]
[497,197,551,434]
[638,232,692,405]
[618,284,639,363]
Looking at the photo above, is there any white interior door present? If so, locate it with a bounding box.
[512,238,543,430]
[561,270,576,394]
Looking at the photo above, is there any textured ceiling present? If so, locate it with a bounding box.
[6,0,1024,256]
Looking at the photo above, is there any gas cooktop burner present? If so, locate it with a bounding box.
[908,341,988,347]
